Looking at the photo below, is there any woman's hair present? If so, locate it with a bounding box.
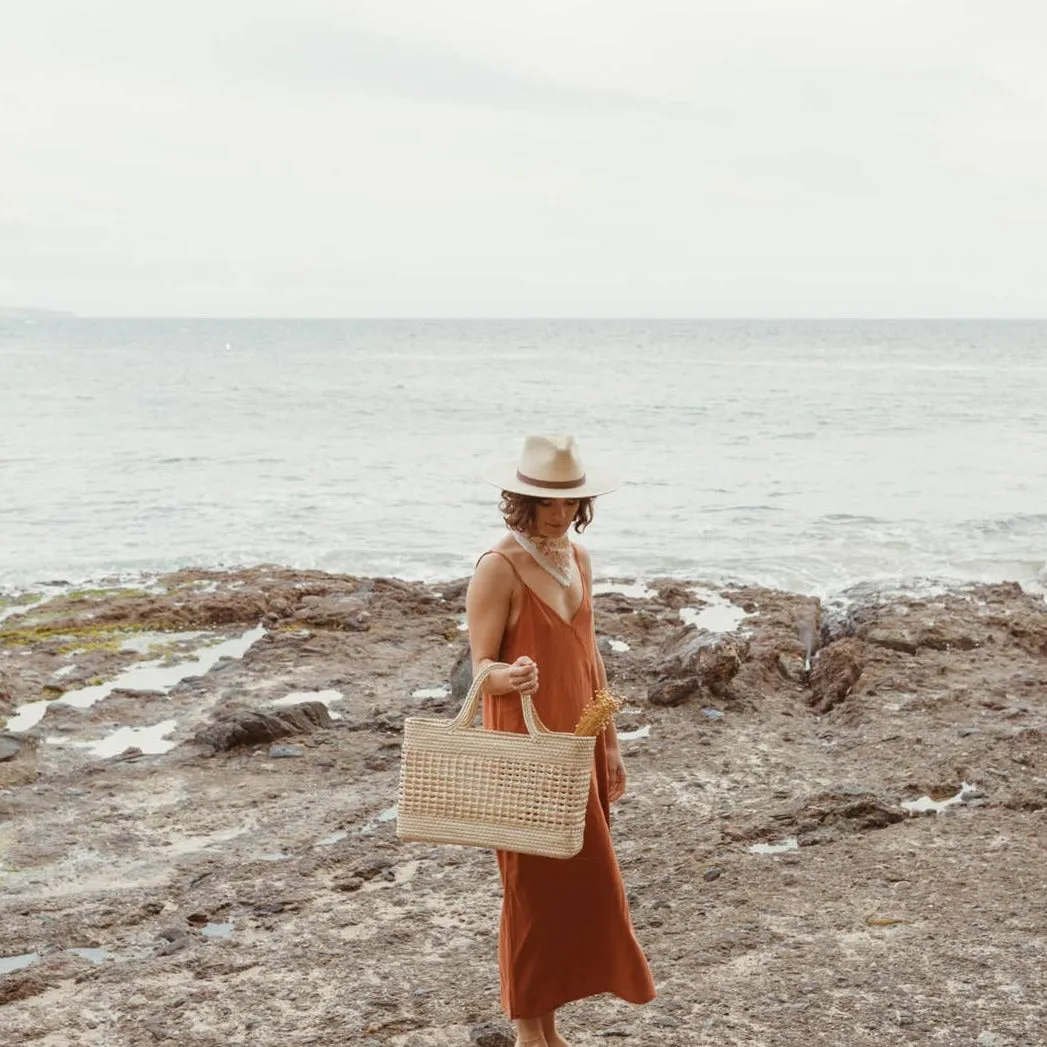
[500,491,594,533]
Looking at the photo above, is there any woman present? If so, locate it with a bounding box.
[466,434,656,1047]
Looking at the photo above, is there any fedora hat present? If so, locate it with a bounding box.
[483,434,619,499]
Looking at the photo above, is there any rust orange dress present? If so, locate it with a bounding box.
[479,550,656,1019]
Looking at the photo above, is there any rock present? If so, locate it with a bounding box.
[0,733,24,761]
[156,928,193,956]
[0,672,14,717]
[1006,611,1047,657]
[862,624,919,654]
[648,627,717,704]
[193,702,333,752]
[701,639,746,697]
[793,789,906,837]
[352,858,394,881]
[0,973,49,1005]
[450,644,473,701]
[808,638,865,714]
[291,594,371,631]
[653,583,692,609]
[333,876,364,892]
[648,677,699,707]
[648,628,744,705]
[469,1022,514,1046]
[703,867,723,881]
[110,747,145,761]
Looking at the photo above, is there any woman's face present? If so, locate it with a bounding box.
[532,498,580,538]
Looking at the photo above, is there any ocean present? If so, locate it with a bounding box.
[2,317,1045,598]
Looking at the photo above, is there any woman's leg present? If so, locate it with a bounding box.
[539,1011,570,1046]
[515,1016,547,1046]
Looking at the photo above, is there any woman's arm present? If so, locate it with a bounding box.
[594,643,621,752]
[465,553,539,697]
[577,545,627,801]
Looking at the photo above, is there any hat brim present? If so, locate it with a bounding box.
[482,461,619,499]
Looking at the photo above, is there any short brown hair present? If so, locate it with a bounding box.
[500,492,594,533]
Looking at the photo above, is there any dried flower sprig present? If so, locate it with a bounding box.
[574,688,623,736]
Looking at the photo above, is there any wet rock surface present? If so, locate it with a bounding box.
[0,568,1045,1046]
[194,702,334,752]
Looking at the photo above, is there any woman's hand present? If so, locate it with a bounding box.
[506,656,539,696]
[607,746,627,803]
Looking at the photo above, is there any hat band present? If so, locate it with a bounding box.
[516,469,587,491]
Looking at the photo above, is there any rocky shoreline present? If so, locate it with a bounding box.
[0,568,1044,1046]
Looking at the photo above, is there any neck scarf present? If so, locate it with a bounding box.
[510,529,576,588]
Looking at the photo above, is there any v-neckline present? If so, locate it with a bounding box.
[520,577,586,627]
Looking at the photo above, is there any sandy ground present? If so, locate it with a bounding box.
[0,568,1045,1047]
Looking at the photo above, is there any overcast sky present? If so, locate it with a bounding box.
[2,1,1046,317]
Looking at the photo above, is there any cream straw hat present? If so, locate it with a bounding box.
[483,434,619,498]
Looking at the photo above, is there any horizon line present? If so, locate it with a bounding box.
[4,312,1047,322]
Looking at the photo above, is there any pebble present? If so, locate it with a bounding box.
[704,867,723,882]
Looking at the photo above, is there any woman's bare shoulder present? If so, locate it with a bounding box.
[471,543,517,588]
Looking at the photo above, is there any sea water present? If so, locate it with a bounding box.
[2,317,1045,597]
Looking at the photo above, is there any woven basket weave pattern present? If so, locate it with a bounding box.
[397,662,596,858]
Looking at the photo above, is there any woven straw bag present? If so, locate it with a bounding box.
[397,662,596,858]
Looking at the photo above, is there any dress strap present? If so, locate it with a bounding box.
[475,548,525,583]
[571,544,592,594]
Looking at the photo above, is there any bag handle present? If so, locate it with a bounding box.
[449,660,546,740]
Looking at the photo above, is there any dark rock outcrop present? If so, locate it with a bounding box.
[648,628,745,706]
[808,638,865,714]
[193,701,333,752]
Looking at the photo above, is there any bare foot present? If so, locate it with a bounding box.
[545,1037,571,1047]
[516,1038,547,1047]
